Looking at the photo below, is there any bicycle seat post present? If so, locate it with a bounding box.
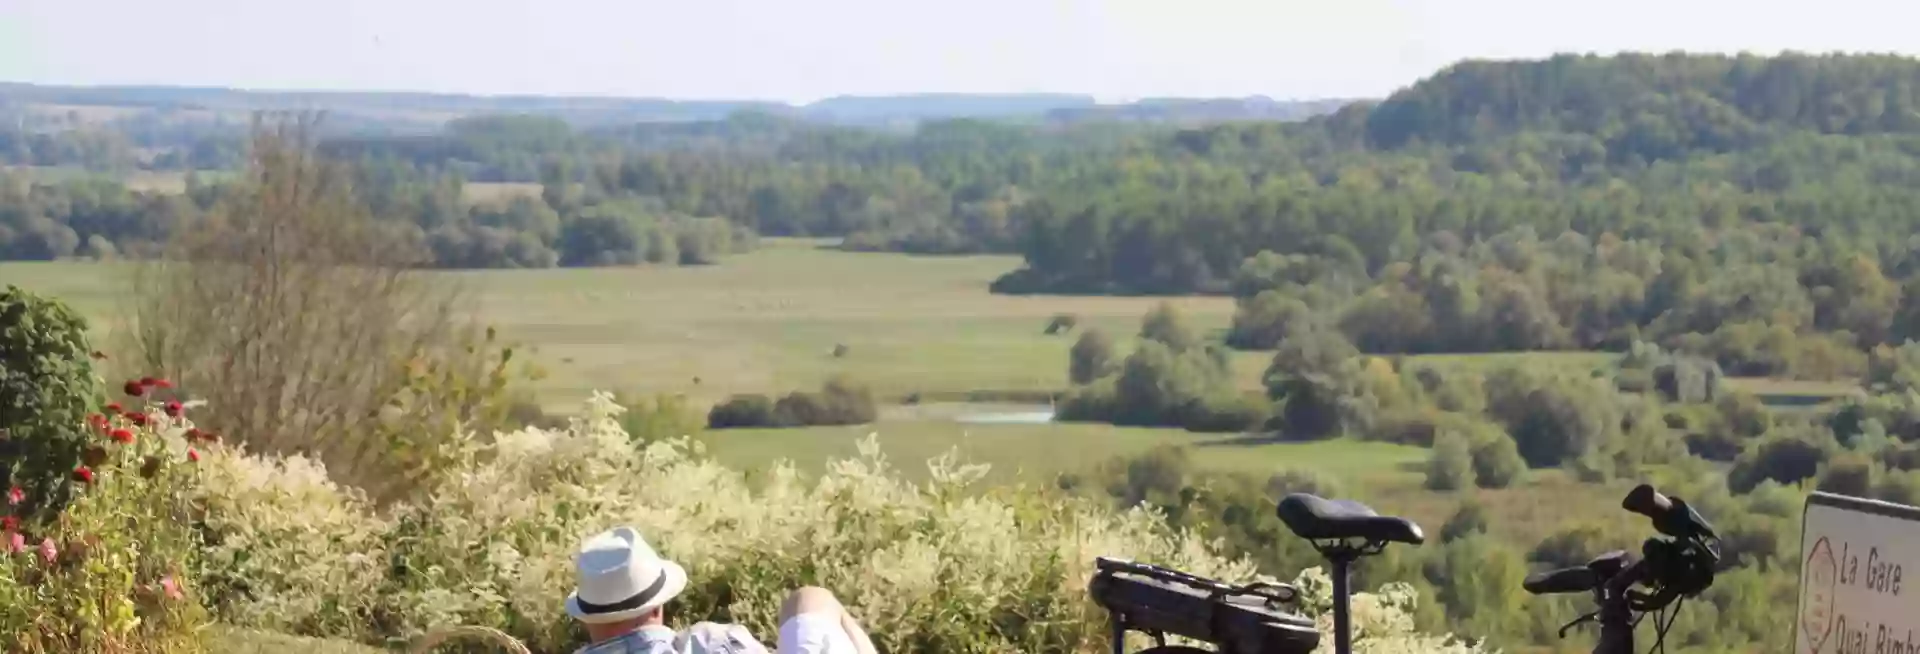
[1327,545,1360,654]
[1274,493,1425,654]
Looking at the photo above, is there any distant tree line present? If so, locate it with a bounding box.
[18,52,1920,284]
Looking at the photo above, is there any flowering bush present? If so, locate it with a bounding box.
[189,392,1484,654]
[0,377,211,653]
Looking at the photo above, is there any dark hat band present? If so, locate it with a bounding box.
[576,569,669,615]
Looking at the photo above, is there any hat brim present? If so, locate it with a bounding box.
[565,559,689,624]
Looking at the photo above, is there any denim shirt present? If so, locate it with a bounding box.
[575,625,678,654]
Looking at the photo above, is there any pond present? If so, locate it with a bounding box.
[954,409,1057,425]
[883,402,1057,425]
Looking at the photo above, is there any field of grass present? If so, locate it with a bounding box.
[4,240,1238,407]
[700,418,1428,485]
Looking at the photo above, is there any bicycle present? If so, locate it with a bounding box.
[1088,492,1426,654]
[1089,483,1718,654]
[1522,484,1721,654]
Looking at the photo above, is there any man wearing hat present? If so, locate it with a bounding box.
[568,526,878,654]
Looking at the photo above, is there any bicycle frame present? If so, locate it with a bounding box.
[1593,561,1646,654]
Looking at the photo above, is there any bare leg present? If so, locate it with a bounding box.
[779,586,878,654]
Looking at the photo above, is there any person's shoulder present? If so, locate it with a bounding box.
[575,630,679,654]
[677,621,770,654]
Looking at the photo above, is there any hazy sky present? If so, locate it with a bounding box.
[4,0,1919,104]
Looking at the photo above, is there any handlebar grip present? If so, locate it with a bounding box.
[1622,484,1673,520]
[1523,567,1599,595]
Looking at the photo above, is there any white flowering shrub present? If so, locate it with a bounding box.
[191,392,1486,653]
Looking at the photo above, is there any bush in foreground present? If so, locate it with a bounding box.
[1,380,212,653]
[0,285,102,520]
[191,393,1483,653]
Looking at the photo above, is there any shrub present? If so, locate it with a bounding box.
[707,378,877,429]
[1728,430,1835,493]
[1068,329,1116,385]
[1139,302,1201,352]
[0,375,211,652]
[1440,500,1491,543]
[1816,453,1879,498]
[127,118,517,503]
[707,394,777,429]
[1180,392,1274,433]
[1044,313,1079,335]
[1468,434,1526,489]
[1225,290,1321,350]
[1426,432,1475,491]
[0,286,100,520]
[616,392,705,444]
[188,393,1485,653]
[1528,522,1636,568]
[1061,322,1258,433]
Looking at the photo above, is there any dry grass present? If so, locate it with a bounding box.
[207,627,383,654]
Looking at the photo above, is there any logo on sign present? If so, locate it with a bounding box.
[1802,536,1838,653]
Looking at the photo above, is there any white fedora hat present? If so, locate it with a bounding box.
[565,526,690,624]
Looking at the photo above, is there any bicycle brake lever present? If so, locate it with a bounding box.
[1558,611,1599,638]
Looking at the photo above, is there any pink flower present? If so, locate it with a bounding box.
[160,575,183,600]
[6,486,21,506]
[39,537,56,564]
[6,532,22,554]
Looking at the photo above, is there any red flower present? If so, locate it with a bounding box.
[186,428,203,441]
[105,403,122,413]
[72,467,94,484]
[109,429,135,444]
[86,413,108,430]
[5,486,20,506]
[123,380,145,397]
[154,378,174,389]
[187,449,201,463]
[5,532,22,554]
[1,516,17,532]
[164,401,183,417]
[125,412,149,427]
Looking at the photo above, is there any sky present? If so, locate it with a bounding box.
[3,0,1920,105]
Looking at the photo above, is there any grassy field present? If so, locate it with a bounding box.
[700,418,1428,485]
[3,240,1238,407]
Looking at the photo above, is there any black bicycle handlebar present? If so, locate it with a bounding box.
[1524,485,1722,654]
[1622,484,1716,540]
[1523,566,1599,595]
